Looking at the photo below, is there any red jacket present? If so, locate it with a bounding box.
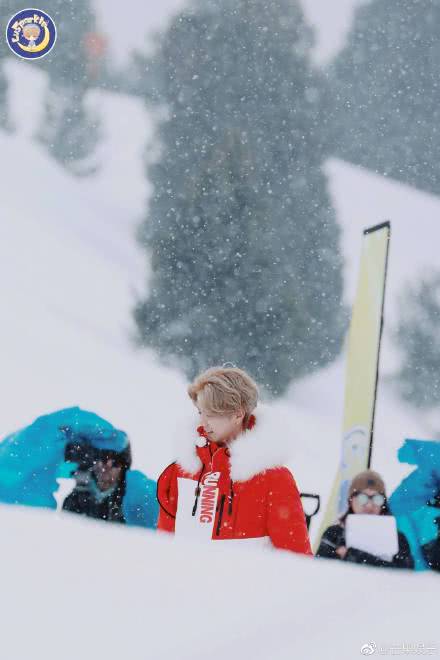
[157,405,312,555]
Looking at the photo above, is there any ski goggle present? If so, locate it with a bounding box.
[353,492,385,507]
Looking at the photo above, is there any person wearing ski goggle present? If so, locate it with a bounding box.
[316,470,414,569]
[351,490,386,511]
[63,438,132,524]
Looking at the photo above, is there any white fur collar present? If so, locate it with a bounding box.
[174,404,293,482]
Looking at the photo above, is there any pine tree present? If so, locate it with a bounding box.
[35,0,101,174]
[394,272,440,408]
[37,85,100,175]
[330,0,440,194]
[134,0,345,396]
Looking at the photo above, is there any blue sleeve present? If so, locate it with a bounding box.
[123,470,159,529]
[389,439,440,571]
[390,439,440,514]
[0,408,81,508]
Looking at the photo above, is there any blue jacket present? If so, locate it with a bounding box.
[0,407,158,529]
[389,438,440,570]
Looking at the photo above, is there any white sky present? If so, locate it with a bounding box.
[93,0,365,66]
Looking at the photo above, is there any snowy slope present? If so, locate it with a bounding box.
[1,61,189,479]
[1,504,438,660]
[325,159,440,483]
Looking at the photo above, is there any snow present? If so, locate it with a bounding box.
[325,159,440,491]
[2,49,440,660]
[1,61,188,479]
[3,61,440,533]
[1,504,438,660]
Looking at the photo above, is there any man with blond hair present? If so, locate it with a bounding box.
[157,366,312,554]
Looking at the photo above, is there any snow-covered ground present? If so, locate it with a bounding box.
[1,504,438,660]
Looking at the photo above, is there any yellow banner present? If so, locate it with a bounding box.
[313,222,390,551]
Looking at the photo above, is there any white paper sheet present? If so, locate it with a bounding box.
[345,514,399,562]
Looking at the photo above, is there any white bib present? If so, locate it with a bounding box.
[175,472,220,541]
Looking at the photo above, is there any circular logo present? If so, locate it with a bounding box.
[360,642,377,656]
[6,8,57,60]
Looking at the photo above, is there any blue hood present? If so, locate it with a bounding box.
[389,438,440,570]
[0,407,128,507]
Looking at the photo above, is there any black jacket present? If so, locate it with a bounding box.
[63,485,126,523]
[316,523,414,569]
[422,538,440,572]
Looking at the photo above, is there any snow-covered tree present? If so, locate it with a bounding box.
[394,272,440,408]
[134,0,345,396]
[35,0,102,174]
[329,0,440,194]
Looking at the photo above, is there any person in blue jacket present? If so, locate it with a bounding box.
[389,438,440,571]
[0,407,158,529]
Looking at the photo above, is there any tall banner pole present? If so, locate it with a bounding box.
[313,222,391,551]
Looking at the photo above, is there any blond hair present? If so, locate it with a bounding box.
[188,366,259,423]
